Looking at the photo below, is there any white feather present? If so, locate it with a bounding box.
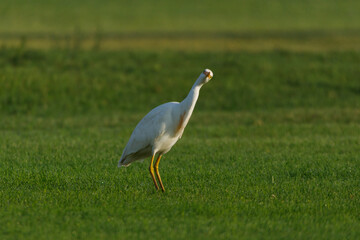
[118,69,213,167]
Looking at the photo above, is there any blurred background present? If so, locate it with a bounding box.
[0,0,359,115]
[1,0,360,51]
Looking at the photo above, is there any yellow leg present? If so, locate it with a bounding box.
[154,155,165,192]
[149,154,159,190]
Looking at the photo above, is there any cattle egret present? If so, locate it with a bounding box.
[118,69,213,192]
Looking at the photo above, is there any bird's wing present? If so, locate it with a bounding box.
[119,102,179,165]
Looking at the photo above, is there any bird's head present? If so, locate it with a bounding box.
[200,69,213,84]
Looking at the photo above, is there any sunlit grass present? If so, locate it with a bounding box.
[1,110,359,239]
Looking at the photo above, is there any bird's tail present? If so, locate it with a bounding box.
[118,158,131,167]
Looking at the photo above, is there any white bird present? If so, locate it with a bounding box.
[118,69,213,192]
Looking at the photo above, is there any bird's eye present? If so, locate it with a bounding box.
[203,71,210,77]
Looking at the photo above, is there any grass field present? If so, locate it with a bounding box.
[1,49,359,115]
[1,49,360,239]
[1,109,359,239]
[1,0,360,33]
[2,0,360,51]
[1,0,360,239]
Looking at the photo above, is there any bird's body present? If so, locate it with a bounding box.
[118,69,213,191]
[118,102,183,166]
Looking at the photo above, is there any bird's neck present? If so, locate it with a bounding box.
[179,79,203,118]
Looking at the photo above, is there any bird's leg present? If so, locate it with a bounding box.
[154,155,165,192]
[149,154,159,190]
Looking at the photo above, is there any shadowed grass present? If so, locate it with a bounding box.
[0,49,359,115]
[2,0,360,51]
[1,0,360,33]
[2,31,360,51]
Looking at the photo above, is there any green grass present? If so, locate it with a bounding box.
[1,110,360,239]
[1,0,360,33]
[1,49,359,115]
[2,1,359,238]
[2,0,360,51]
[0,48,360,239]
